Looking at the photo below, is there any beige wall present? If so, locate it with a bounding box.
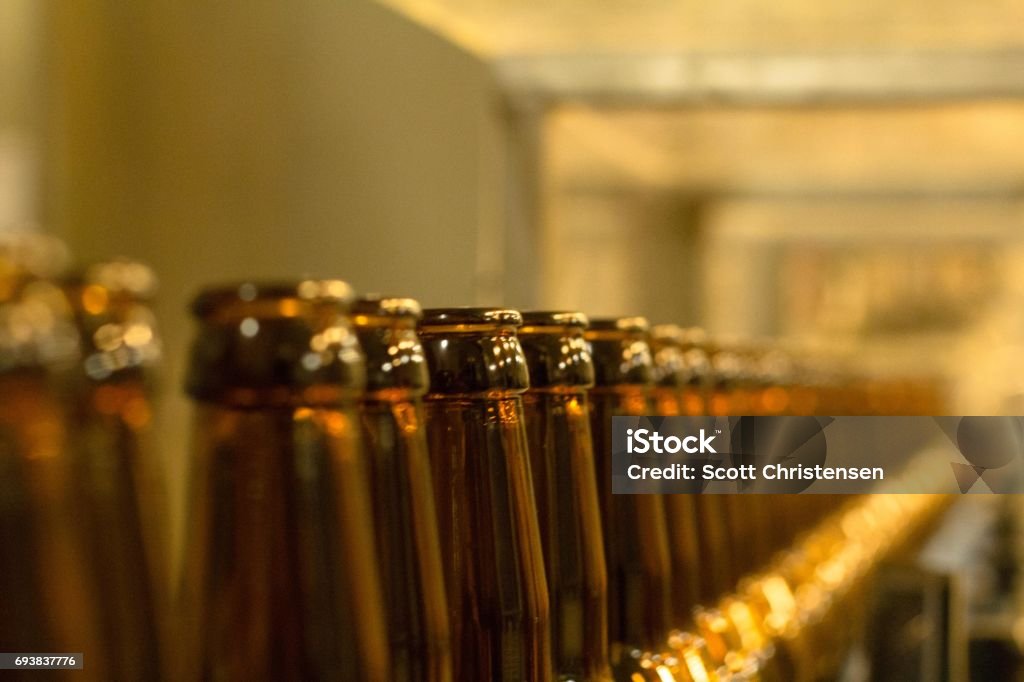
[43,0,506,559]
[0,0,41,225]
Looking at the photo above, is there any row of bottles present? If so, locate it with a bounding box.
[0,231,949,680]
[0,233,162,681]
[648,490,952,681]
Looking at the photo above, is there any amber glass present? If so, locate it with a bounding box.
[751,350,826,574]
[707,343,746,418]
[648,326,735,605]
[63,259,163,679]
[419,308,552,681]
[519,311,612,682]
[0,241,106,681]
[351,296,452,681]
[179,280,389,681]
[745,347,840,581]
[585,317,671,661]
[650,325,709,418]
[0,371,107,681]
[723,498,772,588]
[649,324,706,621]
[704,340,771,590]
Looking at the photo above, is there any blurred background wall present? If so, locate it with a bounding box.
[0,0,41,225]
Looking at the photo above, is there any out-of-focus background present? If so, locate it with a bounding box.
[4,0,1024,569]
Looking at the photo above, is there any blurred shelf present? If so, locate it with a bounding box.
[379,0,1024,104]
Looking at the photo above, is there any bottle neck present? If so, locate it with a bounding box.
[418,327,529,397]
[519,327,595,391]
[353,322,428,397]
[585,332,654,388]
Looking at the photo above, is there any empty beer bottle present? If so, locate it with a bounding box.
[351,295,452,681]
[419,308,552,681]
[0,232,106,680]
[703,338,774,590]
[63,259,163,679]
[585,317,672,663]
[519,311,612,681]
[648,326,735,605]
[649,324,706,623]
[706,338,749,417]
[179,280,389,680]
[650,325,709,417]
[692,493,738,605]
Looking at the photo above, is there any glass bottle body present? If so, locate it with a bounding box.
[180,403,388,681]
[353,298,452,681]
[0,260,106,681]
[0,370,106,681]
[419,309,551,681]
[519,312,610,681]
[179,281,389,681]
[424,396,552,681]
[587,319,671,661]
[360,396,452,681]
[72,374,162,680]
[64,263,166,680]
[649,327,710,623]
[523,389,611,682]
[588,387,672,656]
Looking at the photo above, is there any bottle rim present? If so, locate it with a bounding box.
[419,307,522,329]
[351,294,422,322]
[519,310,588,331]
[586,316,650,334]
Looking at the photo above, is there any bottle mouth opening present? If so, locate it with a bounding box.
[519,310,588,331]
[586,316,650,334]
[192,279,354,318]
[419,307,522,330]
[351,295,422,324]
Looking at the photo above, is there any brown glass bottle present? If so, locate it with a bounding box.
[63,259,163,680]
[650,325,709,418]
[745,346,815,572]
[351,296,452,681]
[419,308,552,682]
[649,324,706,622]
[707,340,746,418]
[519,311,612,682]
[648,326,735,606]
[584,317,671,661]
[704,339,769,593]
[0,234,106,680]
[179,280,389,681]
